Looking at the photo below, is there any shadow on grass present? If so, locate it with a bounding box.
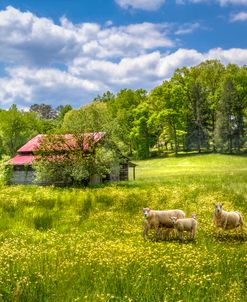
[212,233,247,243]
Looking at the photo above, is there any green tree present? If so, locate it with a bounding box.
[130,101,154,159]
[195,60,225,151]
[33,134,120,185]
[149,81,186,155]
[0,105,39,156]
[215,78,236,153]
[225,64,247,152]
[108,89,147,155]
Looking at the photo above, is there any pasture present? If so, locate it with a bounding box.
[0,154,246,301]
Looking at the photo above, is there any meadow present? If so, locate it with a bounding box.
[0,154,247,302]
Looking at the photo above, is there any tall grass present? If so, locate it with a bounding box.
[0,154,246,301]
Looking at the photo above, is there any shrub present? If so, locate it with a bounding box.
[0,157,13,184]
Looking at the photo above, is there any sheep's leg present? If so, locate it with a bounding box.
[221,218,228,236]
[169,228,176,239]
[165,228,174,240]
[239,223,244,237]
[143,220,149,239]
[215,226,219,236]
[239,216,244,236]
[154,225,160,239]
[179,231,184,241]
[240,224,244,235]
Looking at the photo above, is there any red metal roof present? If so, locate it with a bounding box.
[17,134,43,153]
[17,133,105,153]
[9,132,105,166]
[8,155,35,165]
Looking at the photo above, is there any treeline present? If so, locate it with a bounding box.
[0,60,247,159]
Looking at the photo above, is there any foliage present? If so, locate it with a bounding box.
[0,156,12,185]
[0,60,247,160]
[33,133,120,185]
[29,104,57,120]
[0,155,246,301]
[0,105,39,156]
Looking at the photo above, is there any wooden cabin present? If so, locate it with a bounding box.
[8,133,136,185]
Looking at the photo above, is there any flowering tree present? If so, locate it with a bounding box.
[33,133,120,185]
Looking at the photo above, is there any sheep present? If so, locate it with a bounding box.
[213,203,244,236]
[142,208,185,239]
[169,215,198,240]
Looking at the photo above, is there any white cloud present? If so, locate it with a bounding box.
[206,48,247,64]
[230,11,247,21]
[219,0,247,5]
[0,6,247,109]
[69,52,162,89]
[0,67,104,108]
[2,47,247,109]
[0,6,173,67]
[175,22,201,35]
[115,0,166,11]
[176,0,247,5]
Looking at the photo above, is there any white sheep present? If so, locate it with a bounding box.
[213,203,244,235]
[142,208,185,239]
[169,215,198,240]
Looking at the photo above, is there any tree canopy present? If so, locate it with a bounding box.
[1,60,247,160]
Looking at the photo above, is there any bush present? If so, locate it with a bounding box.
[0,157,13,184]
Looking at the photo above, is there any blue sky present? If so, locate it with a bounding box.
[0,0,246,109]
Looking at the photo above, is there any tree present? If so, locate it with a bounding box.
[130,102,154,159]
[30,104,57,119]
[186,82,210,153]
[93,91,115,103]
[215,79,236,153]
[225,64,247,152]
[148,81,186,155]
[62,102,109,134]
[195,60,225,151]
[108,89,147,156]
[0,105,39,156]
[33,133,120,185]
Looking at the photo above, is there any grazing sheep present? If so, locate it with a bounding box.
[213,203,244,235]
[142,208,185,239]
[169,215,198,240]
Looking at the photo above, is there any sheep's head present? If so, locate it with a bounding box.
[169,216,177,225]
[143,208,151,218]
[214,203,223,215]
[190,213,197,220]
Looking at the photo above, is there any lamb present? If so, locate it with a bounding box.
[142,208,185,239]
[169,215,198,240]
[213,203,244,235]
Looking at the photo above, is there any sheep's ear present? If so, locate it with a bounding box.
[221,203,224,207]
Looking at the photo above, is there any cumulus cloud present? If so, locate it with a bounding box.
[0,6,247,109]
[206,48,247,64]
[115,0,166,11]
[0,67,104,108]
[230,11,247,21]
[2,47,247,109]
[0,6,173,67]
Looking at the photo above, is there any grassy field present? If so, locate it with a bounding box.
[0,154,246,302]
